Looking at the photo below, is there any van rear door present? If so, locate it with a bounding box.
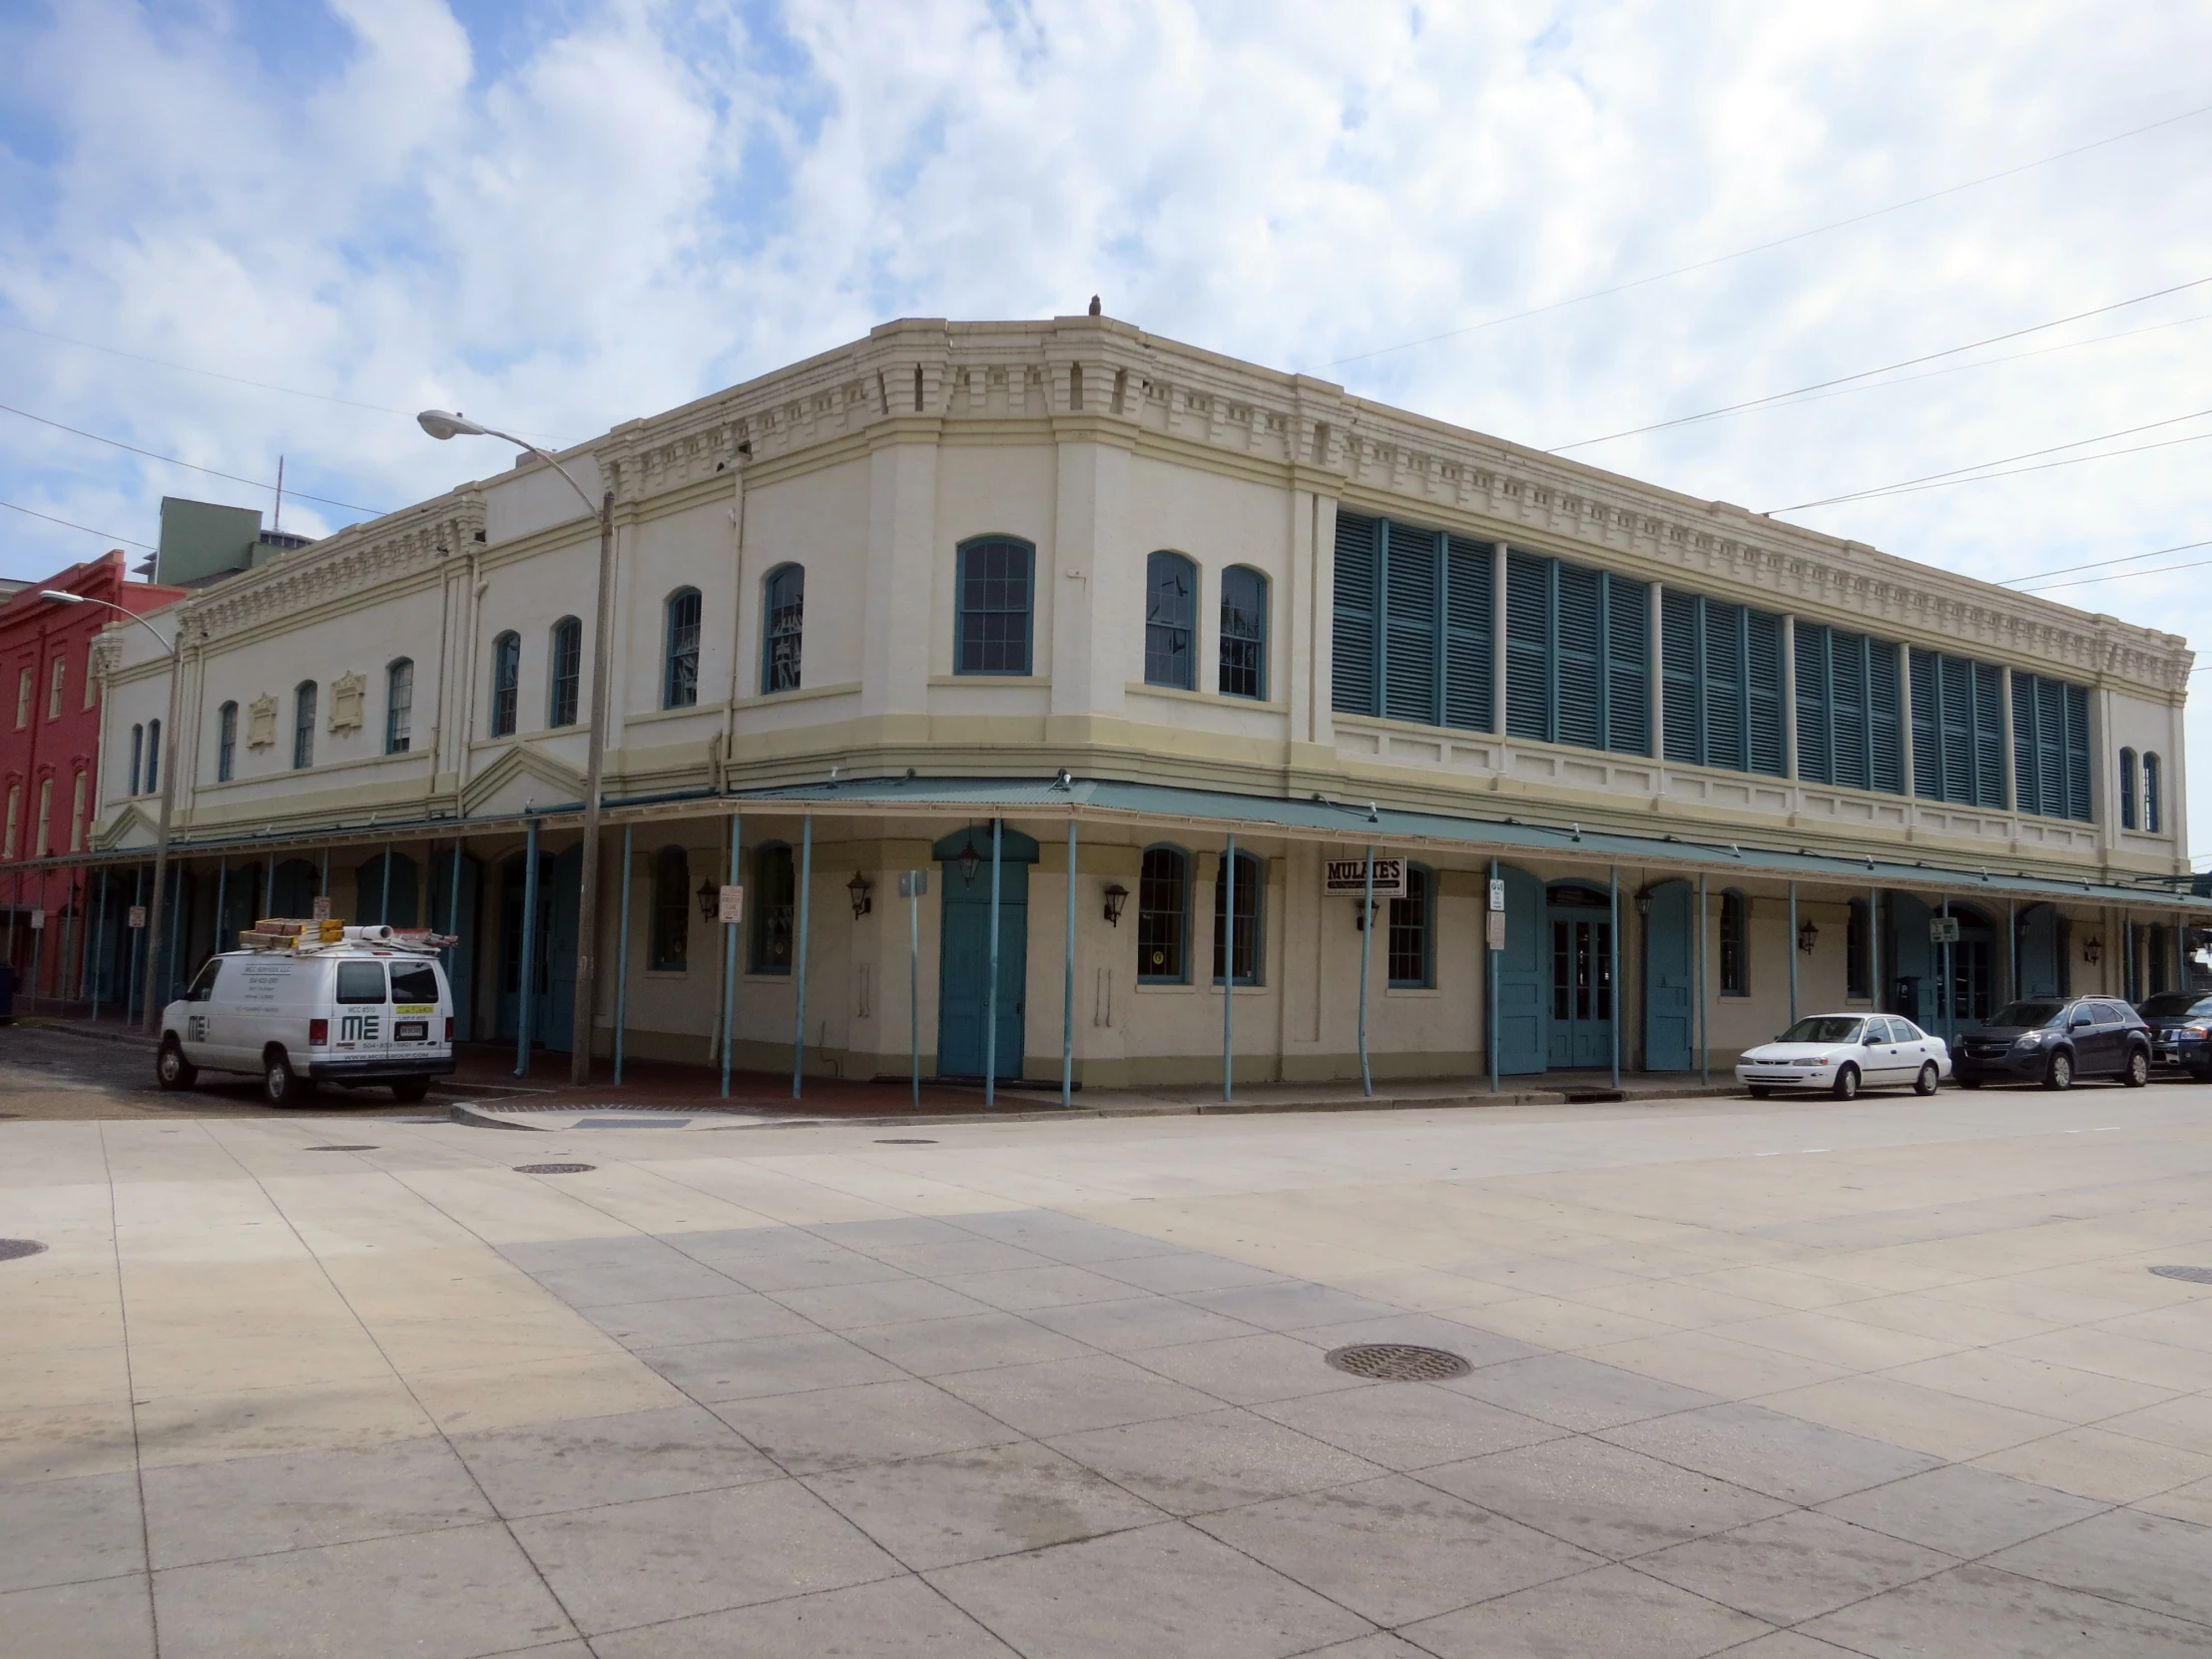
[386,959,445,1060]
[331,959,390,1065]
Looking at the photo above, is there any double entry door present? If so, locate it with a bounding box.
[933,827,1034,1080]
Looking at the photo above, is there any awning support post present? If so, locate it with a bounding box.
[379,847,392,925]
[1358,844,1375,1097]
[613,823,632,1086]
[792,815,813,1099]
[1788,882,1798,1026]
[1609,864,1621,1090]
[1488,855,1499,1095]
[88,872,107,1019]
[1222,833,1236,1103]
[126,865,144,1023]
[1062,817,1075,1109]
[1697,872,1709,1088]
[984,818,1002,1108]
[909,861,922,1108]
[721,815,740,1098]
[514,817,539,1077]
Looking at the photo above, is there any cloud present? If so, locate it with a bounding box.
[2,0,2209,843]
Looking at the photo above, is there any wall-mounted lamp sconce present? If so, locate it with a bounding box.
[1798,919,1819,954]
[2082,934,2104,966]
[1634,891,1652,917]
[696,876,720,922]
[1102,883,1128,926]
[956,837,982,883]
[846,871,873,918]
[1353,899,1380,931]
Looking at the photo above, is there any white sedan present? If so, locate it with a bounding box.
[1736,1014,1950,1100]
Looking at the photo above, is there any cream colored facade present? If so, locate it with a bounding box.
[63,314,2202,1086]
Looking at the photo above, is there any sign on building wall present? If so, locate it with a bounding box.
[28,908,43,930]
[717,884,745,924]
[128,905,147,928]
[1930,916,1961,944]
[1486,910,1506,951]
[311,896,332,922]
[1324,855,1404,897]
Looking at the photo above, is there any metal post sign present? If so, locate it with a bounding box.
[897,870,928,898]
[1324,856,1404,897]
[28,908,44,931]
[128,906,148,929]
[1930,916,1961,944]
[1486,911,1506,951]
[1489,878,1505,911]
[311,896,332,922]
[717,884,745,925]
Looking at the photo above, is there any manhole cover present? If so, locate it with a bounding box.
[514,1163,596,1175]
[306,1145,379,1152]
[0,1239,49,1263]
[875,1138,938,1144]
[2149,1266,2212,1285]
[1326,1343,1471,1382]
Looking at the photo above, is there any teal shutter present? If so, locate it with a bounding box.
[1555,563,1602,750]
[1505,550,1549,741]
[1331,513,1378,717]
[1972,662,2004,807]
[1938,655,1972,802]
[1747,610,1784,776]
[2012,674,2038,816]
[1604,575,1649,755]
[1869,642,1904,794]
[1705,601,1745,769]
[1442,536,1493,731]
[1909,649,1939,797]
[1382,522,1438,724]
[2063,683,2091,821]
[1661,591,1698,762]
[1795,622,1832,784]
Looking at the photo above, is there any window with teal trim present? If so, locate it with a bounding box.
[1662,592,1782,775]
[1910,649,2005,808]
[1387,864,1434,987]
[1331,514,1493,730]
[763,565,804,693]
[2145,753,2162,833]
[1137,844,1189,983]
[547,621,579,727]
[955,537,1034,675]
[1793,622,1904,794]
[2010,672,2091,822]
[1508,550,1648,755]
[750,842,794,973]
[1210,849,1263,985]
[1144,552,1195,689]
[2119,749,2138,830]
[664,589,702,709]
[1219,566,1267,699]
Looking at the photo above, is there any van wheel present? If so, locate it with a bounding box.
[2042,1051,2073,1092]
[389,1077,430,1104]
[156,1039,197,1091]
[263,1051,311,1107]
[2123,1048,2150,1089]
[1831,1064,1860,1101]
[1914,1061,1939,1097]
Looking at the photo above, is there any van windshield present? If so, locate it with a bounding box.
[2137,993,2212,1018]
[389,962,439,1005]
[334,962,387,1004]
[1779,1017,1863,1044]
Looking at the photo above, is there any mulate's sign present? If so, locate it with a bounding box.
[1324,856,1404,897]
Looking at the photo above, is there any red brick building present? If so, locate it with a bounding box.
[1,551,186,1006]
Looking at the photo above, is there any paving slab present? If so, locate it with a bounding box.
[1045,1406,1386,1515]
[1633,1508,1956,1625]
[1399,1562,1773,1659]
[1801,1561,2212,1657]
[0,1467,146,1591]
[448,1402,781,1517]
[712,1378,1025,1474]
[589,1574,1018,1658]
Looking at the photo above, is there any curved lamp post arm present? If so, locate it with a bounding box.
[38,592,178,660]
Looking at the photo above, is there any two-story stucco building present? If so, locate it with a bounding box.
[55,313,2203,1090]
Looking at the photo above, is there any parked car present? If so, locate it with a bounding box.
[1736,1013,1949,1100]
[1950,997,2151,1091]
[2134,991,2212,1080]
[158,931,456,1105]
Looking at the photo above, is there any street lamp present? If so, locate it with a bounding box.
[40,590,181,1033]
[419,410,616,1087]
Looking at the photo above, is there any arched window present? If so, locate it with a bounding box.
[1211,849,1265,986]
[217,703,238,783]
[1388,863,1434,988]
[385,659,414,754]
[763,565,805,694]
[2119,749,2138,830]
[1719,889,1749,996]
[954,537,1034,675]
[1219,566,1268,700]
[664,589,703,709]
[490,633,520,737]
[649,845,690,971]
[1144,552,1195,689]
[128,724,144,796]
[145,718,161,794]
[2144,753,2162,833]
[548,619,581,727]
[290,686,314,770]
[1136,844,1189,983]
[750,841,795,972]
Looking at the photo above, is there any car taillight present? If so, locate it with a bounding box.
[444,1017,453,1041]
[308,1018,328,1045]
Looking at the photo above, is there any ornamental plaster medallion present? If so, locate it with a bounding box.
[328,672,366,733]
[246,695,277,750]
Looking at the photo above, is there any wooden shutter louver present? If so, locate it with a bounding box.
[1332,512,1379,717]
[1383,523,1438,725]
[1442,535,1494,732]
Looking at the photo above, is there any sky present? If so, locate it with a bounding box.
[2,0,2209,851]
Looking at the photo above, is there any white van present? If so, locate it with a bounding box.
[158,938,457,1106]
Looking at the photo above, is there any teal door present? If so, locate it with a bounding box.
[430,851,481,1041]
[2017,903,2063,997]
[498,846,579,1052]
[1493,863,1546,1074]
[1886,891,1934,1025]
[1643,879,1693,1071]
[1546,884,1615,1067]
[934,827,1037,1079]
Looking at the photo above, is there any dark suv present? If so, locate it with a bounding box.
[2134,992,2212,1080]
[1952,997,2152,1091]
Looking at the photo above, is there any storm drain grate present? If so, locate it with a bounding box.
[306,1145,379,1152]
[2149,1265,2212,1285]
[514,1162,596,1175]
[0,1239,50,1263]
[1325,1343,1471,1382]
[874,1138,938,1145]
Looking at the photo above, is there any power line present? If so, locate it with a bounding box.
[0,499,154,550]
[1998,538,2212,587]
[0,318,414,417]
[2022,552,2212,594]
[1787,430,2212,512]
[0,403,384,516]
[1546,276,2212,452]
[1769,407,2212,513]
[1312,98,2212,371]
